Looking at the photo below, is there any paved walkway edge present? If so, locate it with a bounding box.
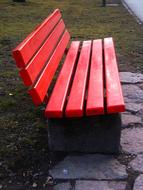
[121,0,142,25]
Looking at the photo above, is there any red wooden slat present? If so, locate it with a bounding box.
[104,37,125,113]
[12,9,61,68]
[19,20,65,86]
[65,41,92,117]
[45,41,80,118]
[29,30,70,106]
[86,39,104,116]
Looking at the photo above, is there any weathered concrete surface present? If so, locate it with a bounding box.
[48,114,121,153]
[75,181,126,190]
[122,85,143,103]
[54,183,71,190]
[125,103,143,113]
[121,128,143,154]
[122,113,142,127]
[129,154,143,173]
[122,113,142,126]
[50,155,127,180]
[133,175,143,190]
[120,72,143,84]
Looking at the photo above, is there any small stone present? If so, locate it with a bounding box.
[139,83,143,90]
[133,175,143,190]
[33,173,39,179]
[50,154,127,180]
[75,181,126,190]
[121,128,143,154]
[124,97,132,104]
[122,114,142,127]
[138,109,143,118]
[32,182,37,188]
[126,103,143,113]
[129,154,143,173]
[120,72,143,84]
[8,172,16,177]
[25,181,30,185]
[122,85,143,103]
[44,176,54,186]
[62,169,68,175]
[0,185,2,189]
[54,183,71,190]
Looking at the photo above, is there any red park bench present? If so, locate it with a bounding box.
[12,9,125,154]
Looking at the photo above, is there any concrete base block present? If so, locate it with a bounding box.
[47,113,121,154]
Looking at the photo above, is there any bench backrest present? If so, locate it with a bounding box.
[12,9,70,105]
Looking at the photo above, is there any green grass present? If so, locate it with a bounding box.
[0,0,143,176]
[0,0,143,70]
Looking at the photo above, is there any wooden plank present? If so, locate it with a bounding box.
[86,39,104,116]
[104,37,125,113]
[19,20,65,86]
[29,30,70,106]
[65,41,92,117]
[12,9,61,68]
[45,41,80,118]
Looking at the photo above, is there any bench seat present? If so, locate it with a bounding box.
[46,38,125,118]
[12,9,125,119]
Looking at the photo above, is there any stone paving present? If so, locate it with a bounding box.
[50,155,127,180]
[49,72,143,190]
[133,175,143,190]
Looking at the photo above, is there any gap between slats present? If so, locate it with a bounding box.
[19,19,66,86]
[65,40,92,117]
[29,30,70,106]
[45,41,80,118]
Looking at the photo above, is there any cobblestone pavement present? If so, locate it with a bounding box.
[49,72,143,190]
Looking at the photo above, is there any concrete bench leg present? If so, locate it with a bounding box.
[47,113,121,154]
